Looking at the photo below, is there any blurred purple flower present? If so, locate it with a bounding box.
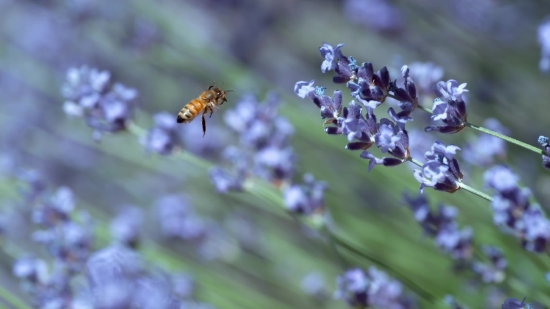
[140,112,180,155]
[413,140,463,193]
[283,174,326,215]
[538,17,550,73]
[404,193,472,260]
[301,271,327,298]
[426,80,468,134]
[154,195,209,241]
[406,62,444,96]
[110,206,143,248]
[462,118,508,167]
[212,92,296,190]
[334,267,415,309]
[472,246,507,283]
[484,165,550,252]
[342,0,403,33]
[61,65,137,140]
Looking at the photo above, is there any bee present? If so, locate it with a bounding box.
[177,83,234,137]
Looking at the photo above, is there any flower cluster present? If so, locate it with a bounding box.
[13,179,94,308]
[404,193,507,283]
[404,193,472,260]
[154,194,241,261]
[61,65,138,140]
[413,140,464,193]
[209,93,295,191]
[86,245,214,309]
[484,165,550,252]
[141,112,181,155]
[334,267,415,309]
[283,173,327,215]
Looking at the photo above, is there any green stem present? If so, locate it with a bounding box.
[464,122,545,156]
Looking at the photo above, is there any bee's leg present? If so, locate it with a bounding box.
[201,109,207,138]
[209,108,213,118]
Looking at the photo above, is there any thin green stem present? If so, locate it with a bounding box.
[464,122,545,156]
[459,183,492,201]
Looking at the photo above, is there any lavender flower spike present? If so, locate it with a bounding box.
[413,140,463,193]
[425,80,468,134]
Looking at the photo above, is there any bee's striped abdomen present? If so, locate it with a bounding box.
[177,99,205,123]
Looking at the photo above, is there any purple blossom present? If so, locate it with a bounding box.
[395,65,419,114]
[501,297,528,309]
[342,0,403,33]
[360,108,411,171]
[406,62,444,96]
[413,140,464,193]
[212,93,296,190]
[154,195,208,241]
[484,165,550,252]
[110,206,143,248]
[537,136,550,170]
[61,65,137,140]
[283,174,326,215]
[294,81,343,124]
[334,267,415,309]
[472,246,507,283]
[140,112,180,155]
[294,80,316,98]
[538,17,550,73]
[319,42,347,76]
[403,193,472,260]
[462,118,508,167]
[347,62,391,109]
[425,80,468,134]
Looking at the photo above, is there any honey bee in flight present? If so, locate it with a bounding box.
[177,83,234,137]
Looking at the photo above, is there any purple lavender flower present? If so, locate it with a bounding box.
[334,267,415,309]
[360,108,411,171]
[484,165,550,252]
[425,80,468,134]
[294,81,343,124]
[537,136,550,170]
[462,118,508,167]
[110,206,143,248]
[140,112,180,155]
[342,0,403,33]
[501,297,528,309]
[61,65,137,140]
[154,195,209,241]
[347,62,391,109]
[472,246,507,283]
[283,174,326,215]
[319,42,356,84]
[413,140,464,193]
[538,17,550,73]
[404,193,472,260]
[393,65,419,114]
[213,93,296,190]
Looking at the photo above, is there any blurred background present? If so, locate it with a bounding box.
[1,0,550,308]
